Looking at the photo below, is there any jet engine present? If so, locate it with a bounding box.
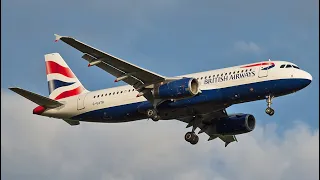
[153,78,200,100]
[215,114,256,135]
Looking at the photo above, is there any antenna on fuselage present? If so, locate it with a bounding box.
[268,58,271,61]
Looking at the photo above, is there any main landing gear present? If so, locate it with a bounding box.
[185,132,199,145]
[265,95,275,116]
[147,109,161,121]
[184,115,200,145]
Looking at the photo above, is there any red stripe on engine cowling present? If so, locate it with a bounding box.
[46,61,75,78]
[54,86,84,100]
[241,62,274,68]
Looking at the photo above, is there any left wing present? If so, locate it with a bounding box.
[54,34,167,92]
[178,109,237,147]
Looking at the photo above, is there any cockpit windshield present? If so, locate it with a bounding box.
[280,64,300,69]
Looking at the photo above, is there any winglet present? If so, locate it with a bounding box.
[54,34,63,42]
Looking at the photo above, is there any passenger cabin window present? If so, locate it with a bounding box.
[280,64,285,68]
[286,64,292,68]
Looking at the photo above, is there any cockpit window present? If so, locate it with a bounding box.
[292,65,300,69]
[280,64,285,68]
[286,64,292,68]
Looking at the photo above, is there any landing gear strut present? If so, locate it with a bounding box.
[147,109,161,121]
[265,95,275,116]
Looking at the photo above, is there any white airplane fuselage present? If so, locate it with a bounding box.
[38,60,312,123]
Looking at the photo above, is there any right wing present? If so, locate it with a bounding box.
[178,109,237,147]
[9,87,63,108]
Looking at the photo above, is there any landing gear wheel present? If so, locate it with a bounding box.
[185,132,193,142]
[190,135,199,145]
[147,109,161,121]
[184,132,199,145]
[152,115,161,121]
[147,109,157,117]
[265,107,275,116]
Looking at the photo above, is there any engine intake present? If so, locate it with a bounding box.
[153,78,199,99]
[215,114,256,135]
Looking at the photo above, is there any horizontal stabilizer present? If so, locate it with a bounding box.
[9,87,63,108]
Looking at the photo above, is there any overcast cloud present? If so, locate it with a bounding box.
[1,91,318,180]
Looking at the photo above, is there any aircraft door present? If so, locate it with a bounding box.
[77,93,87,110]
[258,62,268,78]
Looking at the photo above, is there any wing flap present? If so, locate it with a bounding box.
[9,87,63,108]
[218,135,237,147]
[63,119,80,126]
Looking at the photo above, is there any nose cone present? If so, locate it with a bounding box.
[299,71,312,89]
[305,72,313,82]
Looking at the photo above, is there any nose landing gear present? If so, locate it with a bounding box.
[265,95,275,116]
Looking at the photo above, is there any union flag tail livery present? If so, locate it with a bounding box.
[45,53,88,100]
[9,34,312,147]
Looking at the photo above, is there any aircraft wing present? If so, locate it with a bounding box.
[178,109,237,147]
[54,34,167,96]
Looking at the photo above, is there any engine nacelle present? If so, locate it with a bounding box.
[153,78,200,100]
[215,114,256,135]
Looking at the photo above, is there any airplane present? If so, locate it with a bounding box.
[9,34,312,147]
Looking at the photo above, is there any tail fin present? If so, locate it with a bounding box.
[45,53,88,100]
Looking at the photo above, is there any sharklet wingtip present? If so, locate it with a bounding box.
[54,34,63,42]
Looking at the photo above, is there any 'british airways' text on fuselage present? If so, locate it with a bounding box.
[204,71,256,85]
